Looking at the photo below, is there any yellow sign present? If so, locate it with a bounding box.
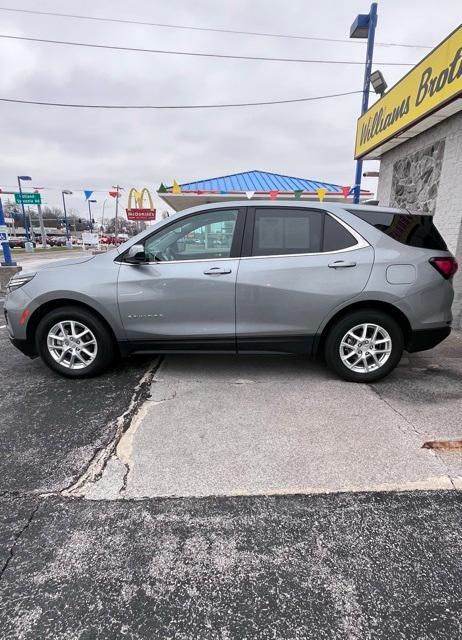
[127,187,154,210]
[355,25,462,159]
[126,188,156,221]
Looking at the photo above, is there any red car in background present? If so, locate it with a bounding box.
[100,235,125,245]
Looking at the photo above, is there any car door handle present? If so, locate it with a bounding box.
[203,267,232,275]
[328,260,357,268]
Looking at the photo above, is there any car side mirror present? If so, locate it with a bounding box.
[125,244,146,264]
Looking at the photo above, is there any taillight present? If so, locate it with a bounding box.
[429,257,458,279]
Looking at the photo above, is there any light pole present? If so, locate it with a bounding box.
[350,2,378,204]
[61,190,73,247]
[87,199,96,232]
[17,175,33,248]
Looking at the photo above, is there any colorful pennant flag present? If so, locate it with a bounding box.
[316,188,327,202]
[294,189,303,200]
[269,190,279,200]
[245,191,255,199]
[157,183,167,193]
[341,186,351,199]
[109,191,118,198]
[172,180,182,194]
[83,190,93,200]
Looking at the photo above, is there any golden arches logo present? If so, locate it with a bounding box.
[127,187,154,210]
[126,187,156,221]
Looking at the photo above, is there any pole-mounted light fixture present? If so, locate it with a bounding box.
[370,70,387,96]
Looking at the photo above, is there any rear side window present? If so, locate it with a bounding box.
[323,215,357,251]
[252,208,322,256]
[349,209,448,251]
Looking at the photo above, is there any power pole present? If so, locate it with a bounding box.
[112,185,123,240]
[27,206,36,243]
[35,190,47,249]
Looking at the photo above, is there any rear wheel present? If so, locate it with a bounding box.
[36,306,115,378]
[324,310,404,382]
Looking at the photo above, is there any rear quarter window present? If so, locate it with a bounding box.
[348,209,448,251]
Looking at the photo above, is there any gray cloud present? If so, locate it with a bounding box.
[0,0,460,216]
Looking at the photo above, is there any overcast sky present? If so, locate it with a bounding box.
[0,0,460,219]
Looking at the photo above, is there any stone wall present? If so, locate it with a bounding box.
[377,110,462,329]
[390,140,445,214]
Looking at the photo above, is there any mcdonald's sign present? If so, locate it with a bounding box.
[126,188,157,221]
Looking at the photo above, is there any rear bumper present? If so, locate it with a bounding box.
[406,326,451,353]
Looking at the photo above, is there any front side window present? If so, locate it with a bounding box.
[252,208,323,256]
[144,209,238,262]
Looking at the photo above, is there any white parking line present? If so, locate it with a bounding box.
[0,325,6,329]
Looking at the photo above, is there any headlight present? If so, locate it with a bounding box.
[7,273,36,293]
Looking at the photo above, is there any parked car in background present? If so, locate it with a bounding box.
[8,237,36,249]
[4,202,457,381]
[100,235,125,246]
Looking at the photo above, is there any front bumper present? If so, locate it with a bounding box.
[9,336,37,358]
[406,326,451,353]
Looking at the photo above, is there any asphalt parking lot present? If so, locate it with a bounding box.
[1,296,462,638]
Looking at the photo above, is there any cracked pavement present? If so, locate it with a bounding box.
[1,298,462,638]
[85,336,462,498]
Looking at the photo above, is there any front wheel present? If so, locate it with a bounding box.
[324,310,404,382]
[36,306,115,378]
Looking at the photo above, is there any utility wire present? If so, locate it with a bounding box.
[0,34,415,66]
[0,6,432,49]
[0,90,363,109]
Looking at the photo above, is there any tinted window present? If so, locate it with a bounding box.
[323,215,357,251]
[349,209,448,251]
[144,209,238,261]
[252,209,322,256]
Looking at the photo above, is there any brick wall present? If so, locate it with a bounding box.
[377,111,462,329]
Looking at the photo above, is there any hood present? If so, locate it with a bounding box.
[37,255,96,270]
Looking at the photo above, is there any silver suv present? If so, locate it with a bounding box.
[4,202,458,382]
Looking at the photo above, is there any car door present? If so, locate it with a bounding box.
[236,206,374,353]
[117,207,245,351]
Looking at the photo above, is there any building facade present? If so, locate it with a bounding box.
[356,25,462,328]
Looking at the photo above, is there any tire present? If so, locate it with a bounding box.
[324,309,404,383]
[36,305,115,378]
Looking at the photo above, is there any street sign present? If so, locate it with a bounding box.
[14,192,41,205]
[82,231,99,246]
[0,224,9,241]
[126,208,157,221]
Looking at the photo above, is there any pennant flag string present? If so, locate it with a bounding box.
[341,185,351,199]
[316,187,327,202]
[108,191,118,198]
[157,182,167,193]
[293,189,303,200]
[83,190,93,200]
[269,190,278,200]
[245,191,255,199]
[172,179,182,194]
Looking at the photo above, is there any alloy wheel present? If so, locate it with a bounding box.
[47,320,98,370]
[339,323,392,374]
